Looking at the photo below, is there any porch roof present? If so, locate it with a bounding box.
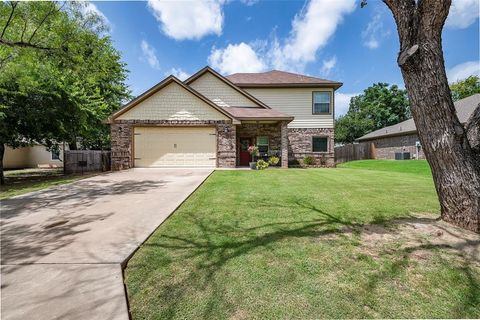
[221,107,294,121]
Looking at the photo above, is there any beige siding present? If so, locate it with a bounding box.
[4,145,65,169]
[245,87,335,128]
[189,72,258,108]
[134,127,216,167]
[117,82,229,121]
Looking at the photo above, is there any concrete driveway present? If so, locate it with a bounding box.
[1,168,213,320]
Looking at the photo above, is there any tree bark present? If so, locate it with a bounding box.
[0,143,5,185]
[384,0,480,232]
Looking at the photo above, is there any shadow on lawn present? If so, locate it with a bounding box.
[132,200,480,319]
[1,178,167,266]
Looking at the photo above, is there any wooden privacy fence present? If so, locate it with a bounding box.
[334,142,375,164]
[64,150,111,174]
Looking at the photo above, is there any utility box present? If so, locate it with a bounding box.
[395,152,411,160]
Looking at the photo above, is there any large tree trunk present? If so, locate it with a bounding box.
[384,0,480,232]
[0,143,5,185]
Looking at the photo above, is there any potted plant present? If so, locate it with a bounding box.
[247,145,259,169]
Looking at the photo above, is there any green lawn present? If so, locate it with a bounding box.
[125,160,479,319]
[0,169,93,199]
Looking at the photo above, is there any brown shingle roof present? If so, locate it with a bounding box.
[357,94,480,141]
[221,107,294,121]
[226,70,343,88]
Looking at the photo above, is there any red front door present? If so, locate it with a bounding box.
[239,138,252,166]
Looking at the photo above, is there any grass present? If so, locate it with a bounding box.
[338,159,432,176]
[0,168,93,199]
[124,160,479,319]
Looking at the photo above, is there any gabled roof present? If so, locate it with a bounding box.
[226,70,343,89]
[184,66,271,109]
[357,93,480,141]
[221,107,294,121]
[109,75,238,122]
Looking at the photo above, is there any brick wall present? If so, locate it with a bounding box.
[370,133,424,160]
[288,128,335,167]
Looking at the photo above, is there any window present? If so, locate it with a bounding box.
[312,137,328,152]
[313,91,331,114]
[256,136,269,154]
[51,149,60,160]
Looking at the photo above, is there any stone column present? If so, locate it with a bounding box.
[280,121,288,168]
[216,123,236,168]
[111,123,132,170]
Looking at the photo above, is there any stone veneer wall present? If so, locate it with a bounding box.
[236,123,283,155]
[216,124,236,168]
[370,133,424,160]
[110,119,233,170]
[288,128,335,167]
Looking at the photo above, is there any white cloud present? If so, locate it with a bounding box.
[208,0,355,73]
[447,61,480,83]
[140,40,160,70]
[320,56,337,77]
[81,2,111,28]
[335,92,359,117]
[208,42,266,74]
[446,0,479,29]
[147,0,224,40]
[361,11,390,50]
[240,0,259,6]
[167,68,190,81]
[271,0,356,71]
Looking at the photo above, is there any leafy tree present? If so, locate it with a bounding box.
[362,0,480,232]
[335,83,410,144]
[0,1,130,184]
[450,76,480,101]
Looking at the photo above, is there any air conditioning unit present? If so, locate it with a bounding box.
[395,152,411,160]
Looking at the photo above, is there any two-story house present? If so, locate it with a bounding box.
[109,66,342,169]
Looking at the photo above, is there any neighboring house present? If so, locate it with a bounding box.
[109,66,342,169]
[356,93,480,160]
[3,144,66,169]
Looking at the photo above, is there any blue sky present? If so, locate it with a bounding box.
[90,0,480,116]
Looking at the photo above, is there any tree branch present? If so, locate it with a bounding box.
[1,1,18,39]
[0,38,52,50]
[28,2,58,44]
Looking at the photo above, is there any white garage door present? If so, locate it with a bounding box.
[134,127,217,167]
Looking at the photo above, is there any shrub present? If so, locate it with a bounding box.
[288,159,300,166]
[256,159,269,170]
[268,156,280,166]
[303,156,316,166]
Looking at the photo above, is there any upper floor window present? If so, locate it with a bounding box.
[312,91,331,114]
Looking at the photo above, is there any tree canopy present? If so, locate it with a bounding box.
[0,1,130,183]
[450,76,480,101]
[335,83,410,144]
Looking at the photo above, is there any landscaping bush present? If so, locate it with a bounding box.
[303,156,316,166]
[268,156,280,166]
[256,159,269,170]
[288,159,300,166]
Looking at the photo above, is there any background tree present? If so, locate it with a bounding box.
[335,83,410,144]
[0,1,130,184]
[362,0,480,232]
[450,75,480,101]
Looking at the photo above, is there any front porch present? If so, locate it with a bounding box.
[235,121,289,168]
